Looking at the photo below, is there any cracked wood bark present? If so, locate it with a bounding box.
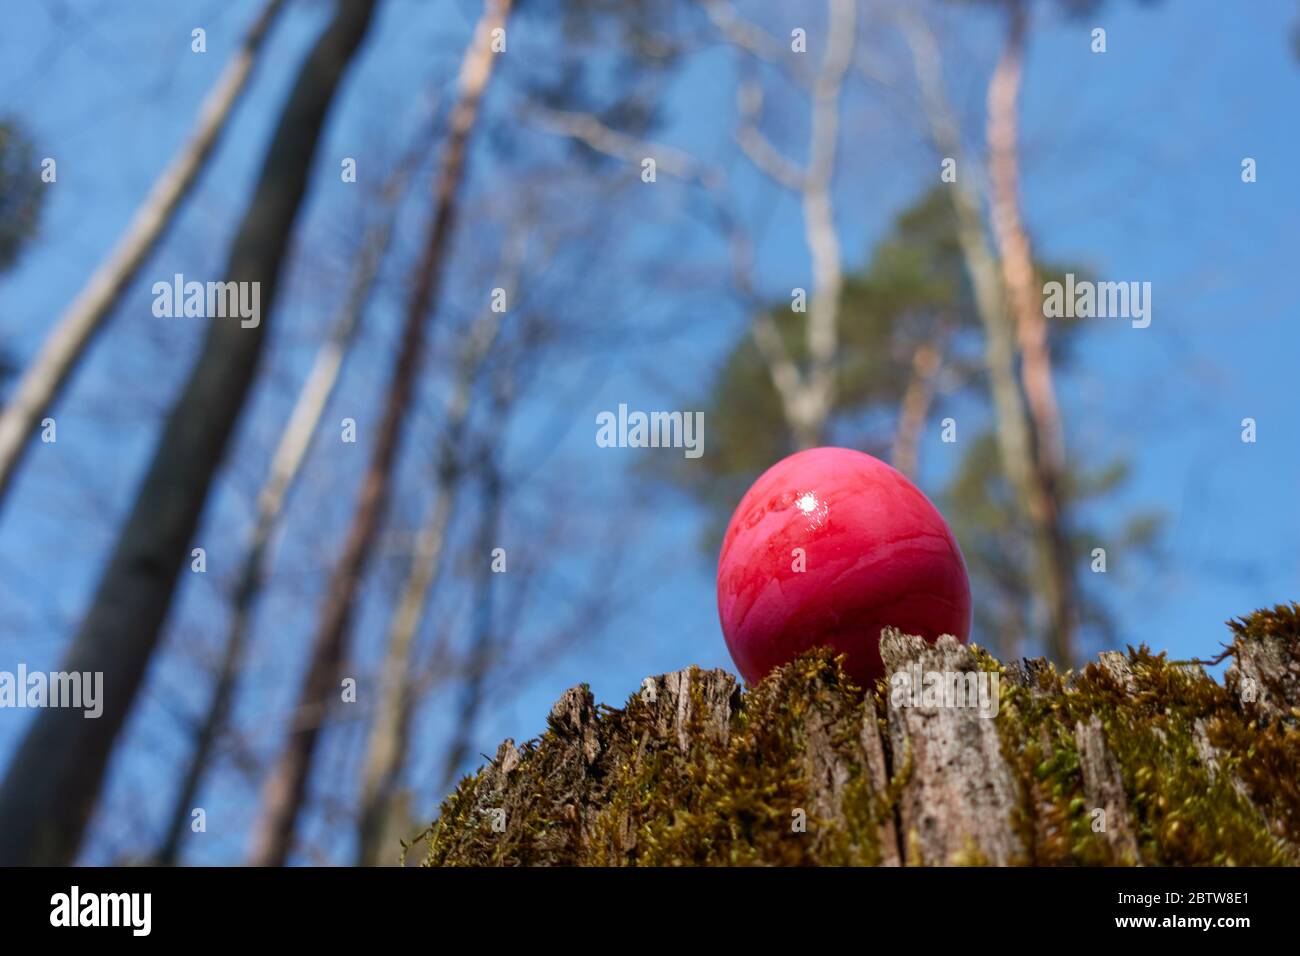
[0,0,288,506]
[881,630,1023,865]
[1190,715,1294,859]
[1225,614,1300,726]
[0,0,379,867]
[248,0,513,867]
[859,705,902,866]
[1074,715,1140,865]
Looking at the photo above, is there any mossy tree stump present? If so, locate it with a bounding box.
[415,604,1300,866]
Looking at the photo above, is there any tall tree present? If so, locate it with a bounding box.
[707,0,858,450]
[0,0,289,505]
[984,0,1077,664]
[249,0,514,868]
[436,445,505,791]
[0,0,381,867]
[900,0,1118,664]
[154,141,422,866]
[943,429,1161,659]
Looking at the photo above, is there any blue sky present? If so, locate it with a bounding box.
[0,0,1297,862]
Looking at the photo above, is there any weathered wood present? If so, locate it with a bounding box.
[881,631,1023,865]
[1074,715,1139,865]
[1225,605,1300,726]
[858,709,902,866]
[640,668,740,751]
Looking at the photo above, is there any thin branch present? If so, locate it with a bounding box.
[527,104,723,189]
[891,325,948,479]
[525,104,810,431]
[734,74,805,191]
[701,0,812,86]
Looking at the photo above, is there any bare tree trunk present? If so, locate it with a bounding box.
[355,253,518,866]
[985,1,1076,665]
[796,0,855,450]
[899,8,1073,665]
[0,0,379,868]
[248,0,513,868]
[0,0,288,507]
[155,151,418,865]
[728,0,855,450]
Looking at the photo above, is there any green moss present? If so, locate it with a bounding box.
[1228,601,1300,646]
[992,636,1297,866]
[590,653,884,866]
[994,667,1094,865]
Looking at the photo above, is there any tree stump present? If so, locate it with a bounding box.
[415,603,1300,866]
